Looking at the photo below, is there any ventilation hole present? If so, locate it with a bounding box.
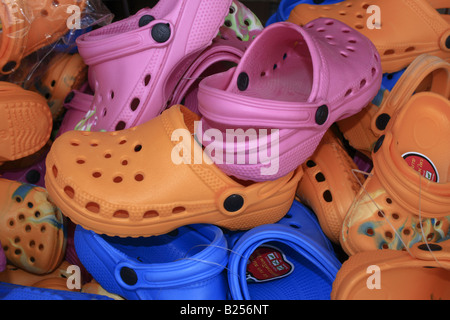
[377,210,385,218]
[27,202,33,208]
[41,9,48,16]
[70,140,80,146]
[134,173,144,182]
[382,243,389,249]
[342,29,351,33]
[40,226,46,233]
[64,186,75,199]
[144,74,151,86]
[34,211,40,218]
[392,213,399,220]
[30,257,35,263]
[325,20,334,25]
[317,28,325,32]
[38,244,44,251]
[115,121,126,131]
[273,64,277,70]
[340,52,348,58]
[113,176,123,183]
[436,220,441,227]
[52,0,59,5]
[346,47,355,52]
[25,225,31,232]
[366,227,374,236]
[110,91,115,99]
[385,231,393,239]
[355,24,364,29]
[356,14,363,18]
[345,89,352,97]
[326,35,334,41]
[90,141,99,147]
[402,228,411,235]
[172,206,185,214]
[14,249,21,255]
[143,210,159,218]
[371,67,376,77]
[362,3,370,9]
[130,98,140,111]
[289,224,300,229]
[405,47,415,52]
[119,139,127,145]
[360,79,367,88]
[92,172,102,178]
[51,80,56,87]
[15,196,22,203]
[374,53,379,61]
[14,237,20,243]
[339,11,346,15]
[260,71,266,77]
[134,144,142,152]
[315,172,326,182]
[348,39,357,44]
[104,153,112,159]
[8,219,14,227]
[121,159,128,166]
[76,159,85,164]
[283,53,287,60]
[384,49,395,55]
[18,214,25,221]
[306,160,316,167]
[244,19,250,26]
[386,197,392,204]
[102,108,107,117]
[427,233,434,241]
[86,202,100,213]
[52,165,58,178]
[29,240,35,248]
[114,210,129,218]
[225,20,232,27]
[323,190,333,202]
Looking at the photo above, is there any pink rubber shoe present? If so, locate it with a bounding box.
[74,0,232,132]
[197,19,382,181]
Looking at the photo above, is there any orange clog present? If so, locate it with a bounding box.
[341,90,450,256]
[0,178,66,274]
[45,105,302,237]
[0,0,87,74]
[296,128,364,244]
[288,0,450,73]
[332,241,450,300]
[32,53,88,120]
[337,54,450,157]
[0,82,52,165]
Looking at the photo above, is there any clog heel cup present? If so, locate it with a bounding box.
[45,105,301,237]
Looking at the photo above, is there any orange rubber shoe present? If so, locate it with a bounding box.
[0,0,87,74]
[337,54,450,157]
[296,128,364,244]
[0,178,66,274]
[332,241,450,300]
[32,53,88,120]
[45,105,302,237]
[341,91,450,256]
[0,82,52,165]
[287,0,450,73]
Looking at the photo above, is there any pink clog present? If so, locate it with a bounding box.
[197,19,382,181]
[74,0,233,132]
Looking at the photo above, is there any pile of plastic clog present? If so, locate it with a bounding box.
[0,0,449,300]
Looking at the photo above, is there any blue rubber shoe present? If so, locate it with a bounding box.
[266,0,344,26]
[74,224,230,300]
[226,200,341,300]
[0,282,112,300]
[381,69,406,91]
